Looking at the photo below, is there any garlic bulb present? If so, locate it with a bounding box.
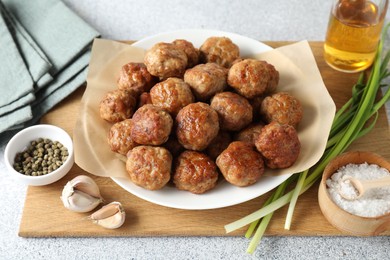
[61,175,103,213]
[90,201,125,229]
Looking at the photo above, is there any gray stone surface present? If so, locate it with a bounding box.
[1,0,389,259]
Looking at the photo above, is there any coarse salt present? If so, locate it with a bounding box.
[326,162,390,217]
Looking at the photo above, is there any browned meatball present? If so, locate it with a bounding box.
[173,150,219,194]
[216,141,264,187]
[150,77,195,116]
[210,91,253,131]
[255,122,301,169]
[265,63,279,94]
[126,145,172,190]
[249,96,265,119]
[107,119,138,156]
[131,104,173,145]
[162,135,184,157]
[234,122,265,147]
[176,102,219,151]
[199,37,240,68]
[99,89,137,123]
[260,92,303,128]
[117,62,157,94]
[144,42,188,79]
[206,131,232,160]
[137,92,152,108]
[228,59,279,99]
[184,63,227,101]
[172,39,200,68]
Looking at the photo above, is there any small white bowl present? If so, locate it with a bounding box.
[4,124,74,186]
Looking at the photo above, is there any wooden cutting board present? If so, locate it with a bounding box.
[18,42,390,237]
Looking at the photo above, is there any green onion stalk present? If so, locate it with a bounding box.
[225,23,390,254]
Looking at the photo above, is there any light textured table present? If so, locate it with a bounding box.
[1,1,389,259]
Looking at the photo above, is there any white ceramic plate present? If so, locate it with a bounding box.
[111,29,293,210]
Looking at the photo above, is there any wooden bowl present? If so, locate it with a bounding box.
[318,151,390,236]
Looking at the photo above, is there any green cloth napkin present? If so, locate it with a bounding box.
[1,2,53,89]
[0,6,34,109]
[0,0,99,136]
[4,0,98,74]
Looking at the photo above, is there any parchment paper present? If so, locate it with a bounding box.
[73,38,336,179]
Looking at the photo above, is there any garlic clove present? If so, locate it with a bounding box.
[61,175,103,213]
[69,175,102,198]
[63,189,102,213]
[90,201,125,229]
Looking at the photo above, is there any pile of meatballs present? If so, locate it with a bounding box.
[99,36,303,194]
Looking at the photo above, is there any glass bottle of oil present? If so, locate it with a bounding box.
[324,0,389,73]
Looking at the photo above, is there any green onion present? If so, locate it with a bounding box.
[225,23,390,253]
[246,179,290,254]
[284,168,307,230]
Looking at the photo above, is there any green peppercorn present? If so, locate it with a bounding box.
[12,137,68,176]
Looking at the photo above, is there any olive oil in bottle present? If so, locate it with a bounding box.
[324,0,388,72]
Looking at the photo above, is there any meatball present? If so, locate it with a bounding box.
[99,89,137,123]
[172,39,200,68]
[216,141,264,187]
[117,62,157,94]
[199,36,239,68]
[173,151,219,194]
[144,42,188,79]
[260,92,303,128]
[249,96,265,119]
[163,135,184,157]
[255,122,301,169]
[126,145,172,190]
[137,92,152,108]
[150,77,195,116]
[206,131,232,160]
[107,119,138,156]
[228,59,279,99]
[210,91,253,131]
[234,122,265,147]
[265,63,279,94]
[176,102,219,151]
[131,104,173,145]
[184,63,227,101]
